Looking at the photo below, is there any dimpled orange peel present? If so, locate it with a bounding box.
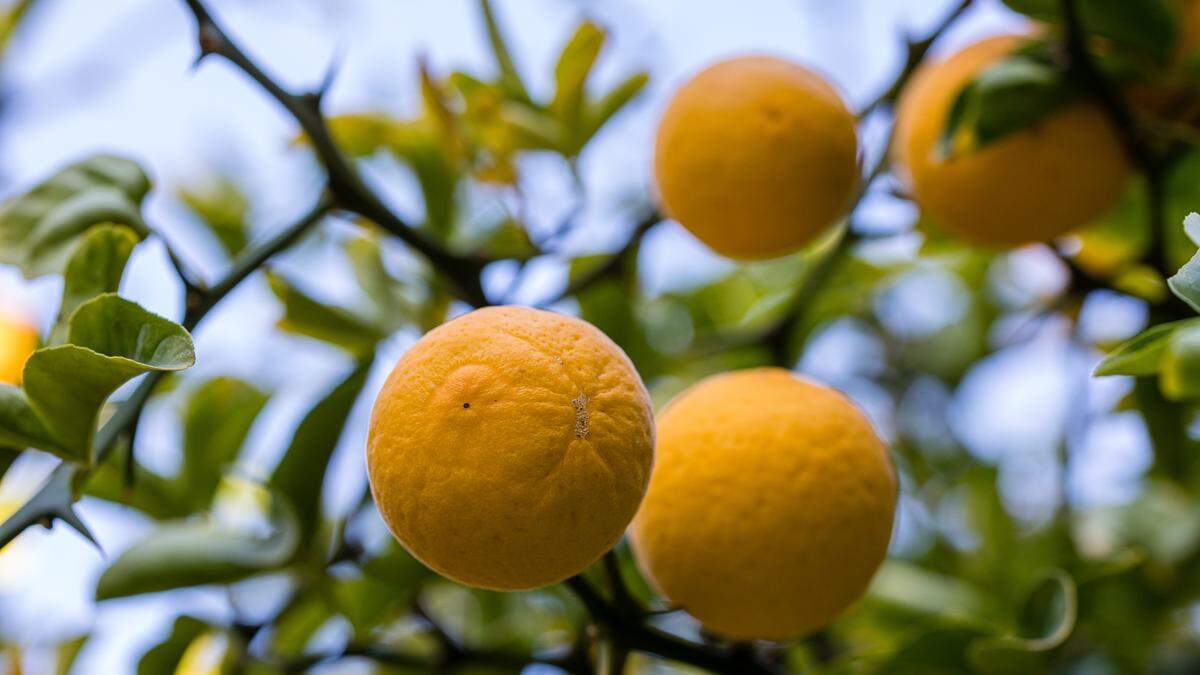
[631,368,897,640]
[653,55,860,260]
[366,305,655,591]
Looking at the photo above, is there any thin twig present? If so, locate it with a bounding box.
[564,575,778,675]
[538,210,661,307]
[860,0,976,117]
[179,0,490,306]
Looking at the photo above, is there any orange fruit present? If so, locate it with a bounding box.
[366,306,655,590]
[0,309,37,385]
[654,55,859,260]
[893,35,1130,246]
[631,368,896,640]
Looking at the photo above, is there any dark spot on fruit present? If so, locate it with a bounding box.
[462,402,470,409]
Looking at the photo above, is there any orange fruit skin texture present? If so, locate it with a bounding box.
[653,55,860,260]
[631,368,896,641]
[0,312,37,385]
[367,306,655,591]
[893,35,1130,247]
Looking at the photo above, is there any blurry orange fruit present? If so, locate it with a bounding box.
[631,368,896,640]
[893,35,1130,246]
[0,310,37,385]
[654,55,859,260]
[367,306,655,590]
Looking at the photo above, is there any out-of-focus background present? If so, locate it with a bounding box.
[0,0,1175,672]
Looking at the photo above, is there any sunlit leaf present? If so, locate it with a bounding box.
[24,295,195,463]
[178,176,251,258]
[270,361,370,551]
[1160,323,1200,399]
[941,49,1079,157]
[268,272,386,356]
[95,496,298,599]
[137,616,209,675]
[582,71,649,143]
[180,377,269,511]
[477,0,531,103]
[1094,318,1200,376]
[51,223,139,345]
[0,155,149,277]
[551,20,606,153]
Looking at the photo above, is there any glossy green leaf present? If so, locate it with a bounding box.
[178,176,251,258]
[95,497,298,600]
[582,71,649,143]
[1160,323,1200,399]
[1002,0,1177,64]
[477,0,530,103]
[1094,319,1200,376]
[24,294,195,463]
[0,385,62,454]
[551,20,605,151]
[51,224,139,345]
[1168,247,1200,312]
[271,361,371,549]
[941,52,1079,157]
[180,377,269,510]
[345,235,421,332]
[0,155,149,277]
[136,615,209,675]
[268,272,386,356]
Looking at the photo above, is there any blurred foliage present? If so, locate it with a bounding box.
[5,0,1200,673]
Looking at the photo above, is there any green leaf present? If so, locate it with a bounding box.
[95,496,298,600]
[271,361,371,550]
[1168,247,1200,312]
[868,560,996,624]
[267,273,386,356]
[968,571,1078,673]
[0,385,62,454]
[941,52,1080,157]
[454,216,537,260]
[0,155,149,277]
[24,294,195,463]
[476,0,531,103]
[1002,0,1177,64]
[51,224,139,345]
[180,377,269,511]
[867,627,990,675]
[345,235,420,331]
[1094,319,1200,376]
[582,71,649,143]
[1160,323,1200,399]
[178,177,251,258]
[551,20,606,152]
[137,616,209,675]
[54,634,87,675]
[0,0,38,55]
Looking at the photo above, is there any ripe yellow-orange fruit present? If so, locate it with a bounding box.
[893,35,1130,246]
[630,368,896,640]
[654,56,859,260]
[0,310,37,385]
[367,306,655,591]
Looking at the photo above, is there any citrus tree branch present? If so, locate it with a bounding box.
[563,575,779,675]
[860,0,975,116]
[178,0,491,306]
